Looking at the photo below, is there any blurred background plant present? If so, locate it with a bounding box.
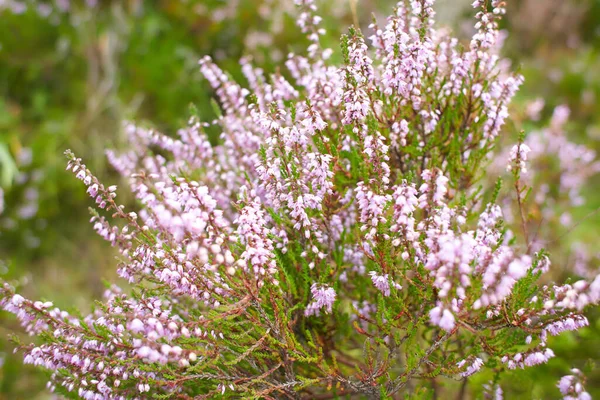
[1,0,599,398]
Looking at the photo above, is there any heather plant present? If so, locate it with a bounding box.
[0,1,398,396]
[492,103,600,275]
[1,1,599,399]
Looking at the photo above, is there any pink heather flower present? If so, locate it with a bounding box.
[305,284,336,316]
[544,315,589,337]
[429,306,455,332]
[356,182,391,240]
[552,276,600,311]
[503,348,555,370]
[390,120,410,147]
[391,182,418,225]
[129,318,145,333]
[474,253,532,310]
[559,375,576,395]
[235,188,277,279]
[524,349,554,367]
[558,369,591,400]
[369,272,401,296]
[507,143,532,174]
[369,272,391,296]
[457,357,484,377]
[11,294,24,306]
[419,169,448,208]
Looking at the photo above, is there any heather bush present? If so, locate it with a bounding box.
[1,1,599,399]
[0,1,401,396]
[0,0,384,266]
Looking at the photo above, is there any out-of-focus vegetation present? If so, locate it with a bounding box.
[0,0,599,398]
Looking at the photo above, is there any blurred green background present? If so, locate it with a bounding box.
[1,0,600,398]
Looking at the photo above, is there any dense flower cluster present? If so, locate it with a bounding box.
[558,369,592,400]
[305,283,336,316]
[1,1,599,399]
